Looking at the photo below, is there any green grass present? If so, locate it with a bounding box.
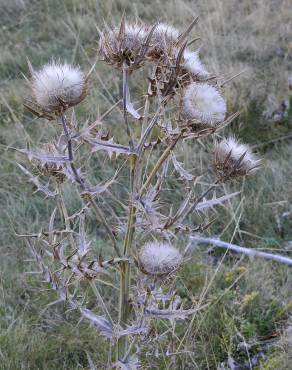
[1,0,292,369]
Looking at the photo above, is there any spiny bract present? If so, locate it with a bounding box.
[214,136,260,179]
[99,22,149,71]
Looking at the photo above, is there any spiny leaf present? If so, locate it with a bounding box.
[82,170,118,196]
[78,213,90,256]
[125,80,141,119]
[88,136,135,158]
[171,154,194,180]
[62,164,83,184]
[116,325,147,338]
[20,149,69,164]
[144,307,200,320]
[195,191,240,211]
[81,308,113,338]
[17,163,58,198]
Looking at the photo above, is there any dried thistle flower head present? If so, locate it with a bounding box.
[99,21,150,71]
[138,241,183,276]
[214,137,260,180]
[31,62,87,115]
[183,82,226,128]
[148,23,180,60]
[183,49,209,80]
[32,143,66,182]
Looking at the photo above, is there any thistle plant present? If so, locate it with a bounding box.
[19,17,260,368]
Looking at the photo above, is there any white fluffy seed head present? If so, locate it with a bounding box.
[153,23,180,43]
[31,62,86,111]
[183,82,227,126]
[183,49,209,80]
[214,137,260,179]
[138,242,183,276]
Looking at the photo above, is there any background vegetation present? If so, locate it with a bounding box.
[0,0,291,369]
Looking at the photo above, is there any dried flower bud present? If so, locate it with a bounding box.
[214,137,260,180]
[99,22,150,71]
[138,242,183,276]
[183,82,226,129]
[31,62,87,115]
[182,49,209,80]
[32,143,66,183]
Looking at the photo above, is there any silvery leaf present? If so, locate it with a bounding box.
[171,154,194,180]
[125,82,141,119]
[144,307,198,320]
[82,175,117,196]
[116,325,147,338]
[78,214,90,256]
[20,149,69,163]
[88,136,134,158]
[80,308,113,338]
[196,192,240,211]
[17,163,58,198]
[63,165,83,184]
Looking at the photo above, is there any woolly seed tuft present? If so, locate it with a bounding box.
[183,49,209,80]
[138,241,183,276]
[183,82,226,127]
[31,62,86,113]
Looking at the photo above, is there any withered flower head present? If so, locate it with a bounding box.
[138,241,183,276]
[99,21,151,71]
[183,49,209,80]
[147,22,180,60]
[31,62,87,116]
[183,82,226,128]
[32,143,66,183]
[214,137,260,180]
